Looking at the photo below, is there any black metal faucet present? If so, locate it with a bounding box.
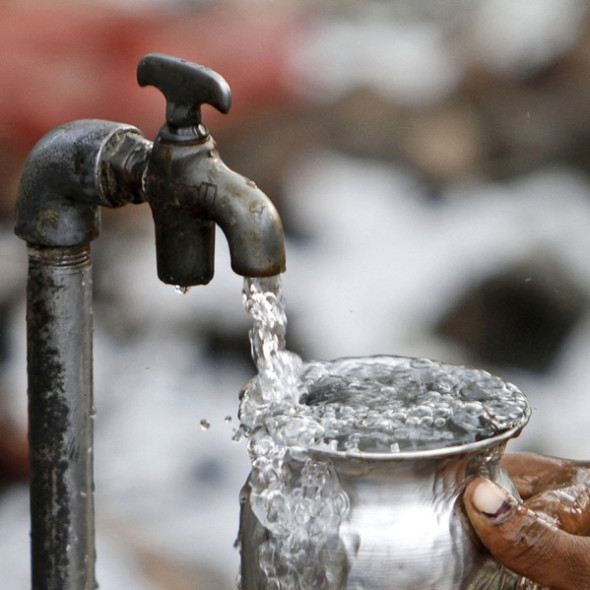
[138,53,285,286]
[15,53,285,590]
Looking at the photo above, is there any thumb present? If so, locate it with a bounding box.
[464,478,590,590]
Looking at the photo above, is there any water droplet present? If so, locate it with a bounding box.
[174,285,191,295]
[200,419,211,431]
[224,415,232,423]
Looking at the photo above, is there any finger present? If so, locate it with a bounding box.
[464,478,590,590]
[526,483,590,536]
[500,454,590,534]
[501,453,573,499]
[501,452,567,480]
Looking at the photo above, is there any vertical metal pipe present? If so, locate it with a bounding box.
[26,244,96,590]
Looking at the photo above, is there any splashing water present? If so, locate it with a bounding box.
[298,355,530,453]
[241,277,347,589]
[239,276,530,589]
[240,279,529,455]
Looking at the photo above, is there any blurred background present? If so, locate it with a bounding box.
[2,0,590,587]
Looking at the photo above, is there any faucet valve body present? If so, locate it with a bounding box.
[145,134,286,286]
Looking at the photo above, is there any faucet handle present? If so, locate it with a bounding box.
[137,53,232,137]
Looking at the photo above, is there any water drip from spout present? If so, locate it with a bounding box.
[174,285,191,295]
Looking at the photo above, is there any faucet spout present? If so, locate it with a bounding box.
[212,156,286,280]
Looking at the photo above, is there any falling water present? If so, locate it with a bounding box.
[240,277,348,589]
[241,276,300,409]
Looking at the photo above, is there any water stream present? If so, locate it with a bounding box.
[240,277,348,589]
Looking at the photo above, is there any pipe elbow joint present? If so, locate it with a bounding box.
[15,120,150,247]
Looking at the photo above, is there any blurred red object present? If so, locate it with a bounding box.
[0,412,28,483]
[0,3,304,151]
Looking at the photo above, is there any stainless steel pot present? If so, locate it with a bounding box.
[239,357,530,589]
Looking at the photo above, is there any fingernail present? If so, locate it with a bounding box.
[471,479,515,520]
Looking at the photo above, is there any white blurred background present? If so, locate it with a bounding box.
[1,0,590,587]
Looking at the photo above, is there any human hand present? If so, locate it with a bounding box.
[463,452,590,590]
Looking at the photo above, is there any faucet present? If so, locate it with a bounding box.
[14,53,285,590]
[138,53,285,286]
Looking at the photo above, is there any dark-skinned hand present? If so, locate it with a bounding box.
[464,452,590,590]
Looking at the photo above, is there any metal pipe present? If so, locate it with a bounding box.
[26,244,96,590]
[16,120,149,590]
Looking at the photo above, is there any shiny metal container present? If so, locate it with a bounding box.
[239,373,530,589]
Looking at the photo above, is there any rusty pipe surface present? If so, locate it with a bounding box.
[15,120,150,590]
[27,245,96,590]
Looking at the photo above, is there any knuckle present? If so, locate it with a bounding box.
[493,509,558,577]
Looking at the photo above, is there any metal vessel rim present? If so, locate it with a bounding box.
[307,422,528,461]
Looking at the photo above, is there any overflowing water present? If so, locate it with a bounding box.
[240,277,348,589]
[239,276,530,589]
[298,355,529,453]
